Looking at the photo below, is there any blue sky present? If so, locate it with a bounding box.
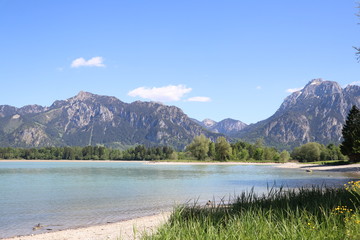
[0,0,359,124]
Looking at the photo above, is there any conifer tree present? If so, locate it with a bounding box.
[340,105,360,162]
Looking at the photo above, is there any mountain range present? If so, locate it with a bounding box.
[192,118,248,136]
[234,79,360,148]
[0,91,221,149]
[0,78,359,149]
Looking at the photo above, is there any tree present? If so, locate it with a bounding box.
[169,151,178,160]
[279,150,290,163]
[341,105,360,162]
[239,149,249,160]
[208,142,216,160]
[186,134,210,160]
[263,147,277,161]
[254,138,264,148]
[291,142,322,162]
[215,137,232,161]
[355,46,360,61]
[324,144,346,161]
[253,148,264,161]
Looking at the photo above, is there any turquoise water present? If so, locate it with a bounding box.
[0,161,357,238]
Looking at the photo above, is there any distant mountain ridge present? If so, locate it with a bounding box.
[235,79,360,148]
[0,91,221,149]
[194,118,248,136]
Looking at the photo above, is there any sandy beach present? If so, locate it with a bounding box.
[146,161,275,166]
[3,212,171,240]
[275,162,360,174]
[3,160,360,175]
[149,161,360,175]
[0,160,148,163]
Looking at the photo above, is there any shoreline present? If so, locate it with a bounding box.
[148,161,360,174]
[0,159,149,163]
[1,159,360,174]
[0,159,274,165]
[275,162,360,174]
[146,161,275,166]
[3,212,171,240]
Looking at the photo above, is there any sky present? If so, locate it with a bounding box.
[0,0,359,124]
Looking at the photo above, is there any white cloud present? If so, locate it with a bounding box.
[187,96,212,102]
[256,86,262,90]
[286,87,302,93]
[128,85,192,102]
[347,81,360,86]
[71,56,105,68]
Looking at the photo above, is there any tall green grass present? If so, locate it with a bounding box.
[143,185,360,240]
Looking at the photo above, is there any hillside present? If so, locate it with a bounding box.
[235,79,360,148]
[0,91,221,149]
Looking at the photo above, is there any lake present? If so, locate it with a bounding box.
[0,161,357,238]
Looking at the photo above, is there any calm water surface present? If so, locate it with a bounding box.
[0,161,357,238]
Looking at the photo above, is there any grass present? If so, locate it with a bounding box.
[143,183,360,240]
[299,160,350,166]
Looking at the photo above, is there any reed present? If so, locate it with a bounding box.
[143,182,360,239]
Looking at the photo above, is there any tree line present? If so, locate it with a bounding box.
[185,135,350,163]
[185,135,291,162]
[0,140,351,162]
[0,139,351,163]
[291,142,347,162]
[0,145,174,161]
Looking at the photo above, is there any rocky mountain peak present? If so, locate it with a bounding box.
[19,104,47,114]
[72,91,96,101]
[278,79,343,114]
[202,119,217,127]
[302,78,341,96]
[237,78,360,148]
[214,118,248,135]
[306,78,323,86]
[65,91,122,107]
[0,105,17,117]
[344,84,360,107]
[344,84,360,93]
[196,118,247,136]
